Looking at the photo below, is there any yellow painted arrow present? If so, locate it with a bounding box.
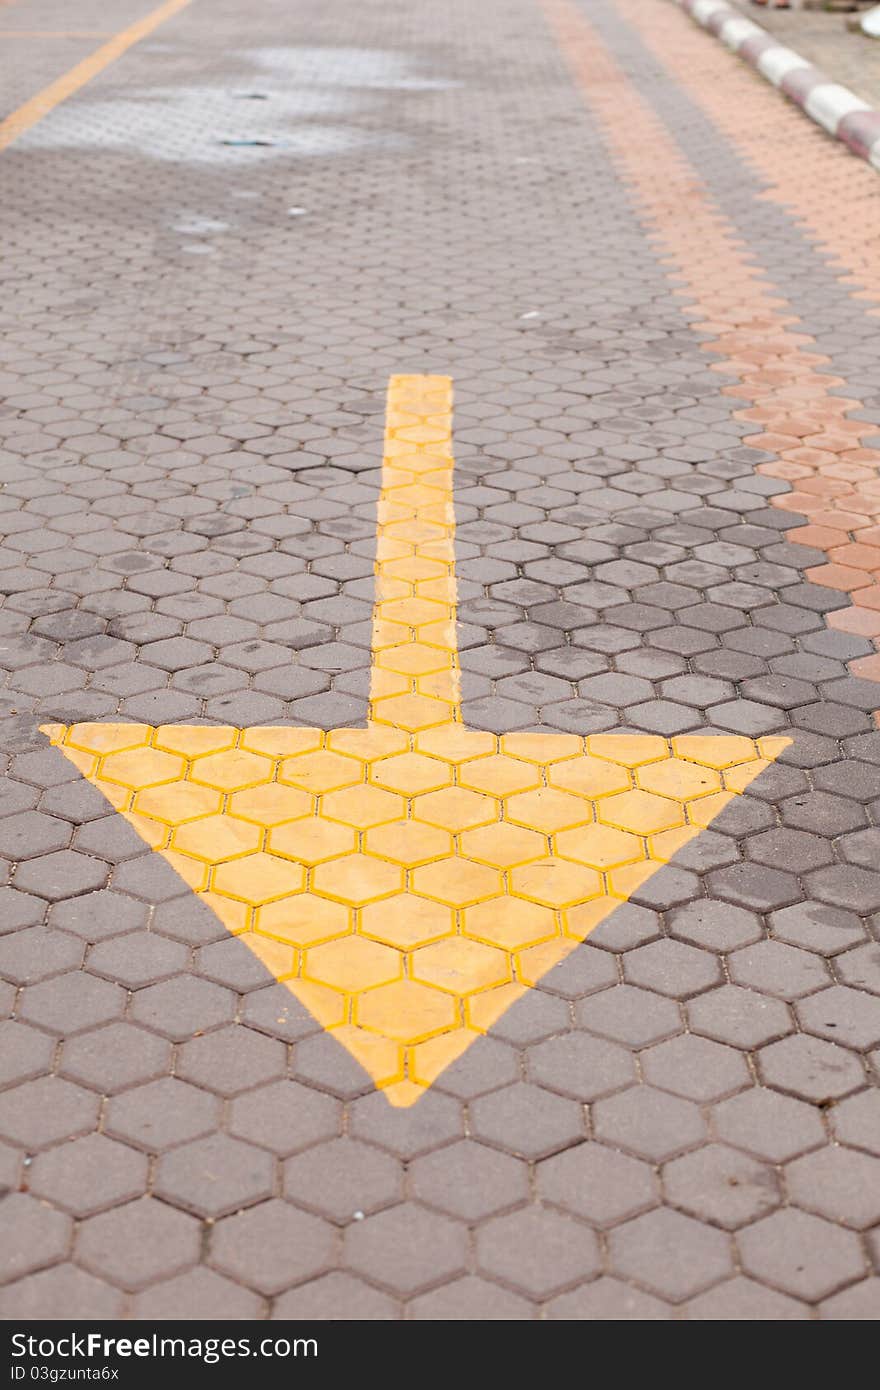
[45,376,788,1106]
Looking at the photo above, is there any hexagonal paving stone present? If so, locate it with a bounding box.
[29,1133,149,1217]
[663,1144,781,1230]
[0,926,83,984]
[18,971,125,1035]
[713,1086,826,1163]
[345,1204,466,1296]
[0,1193,72,1284]
[668,900,761,952]
[272,1272,399,1321]
[830,1088,880,1155]
[641,1034,750,1103]
[728,940,830,1001]
[683,1277,809,1321]
[476,1206,601,1298]
[131,1267,265,1321]
[576,984,682,1047]
[786,1146,880,1230]
[0,1076,99,1150]
[527,1031,635,1101]
[0,1019,54,1089]
[14,851,109,900]
[176,1024,287,1096]
[592,1085,706,1162]
[155,1134,274,1218]
[0,1264,124,1320]
[609,1207,733,1303]
[538,1142,658,1226]
[348,1088,463,1159]
[410,1139,528,1222]
[59,1022,171,1094]
[284,1137,402,1223]
[759,1034,865,1103]
[469,1082,583,1160]
[50,889,149,942]
[129,975,235,1041]
[104,1077,220,1152]
[228,1080,341,1156]
[738,1209,865,1301]
[76,1197,201,1293]
[796,985,880,1051]
[770,901,865,956]
[687,985,793,1050]
[623,939,721,997]
[545,1277,672,1320]
[210,1199,336,1296]
[87,932,188,989]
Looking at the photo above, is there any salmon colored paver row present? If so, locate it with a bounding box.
[543,0,880,698]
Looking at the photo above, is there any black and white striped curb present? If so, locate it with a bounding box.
[675,0,880,168]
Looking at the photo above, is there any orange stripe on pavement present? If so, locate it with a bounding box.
[540,0,880,702]
[0,0,195,152]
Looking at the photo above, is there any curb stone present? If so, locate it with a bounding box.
[675,0,880,168]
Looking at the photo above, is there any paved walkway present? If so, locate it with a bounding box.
[1,0,879,1321]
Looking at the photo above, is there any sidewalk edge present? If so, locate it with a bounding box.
[674,0,880,169]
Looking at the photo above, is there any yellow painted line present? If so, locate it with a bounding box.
[0,0,195,152]
[44,375,791,1107]
[369,376,461,732]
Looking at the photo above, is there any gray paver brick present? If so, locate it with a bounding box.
[712,1088,826,1164]
[29,1134,148,1218]
[663,1143,780,1230]
[271,1272,399,1321]
[0,1265,124,1321]
[228,1080,341,1156]
[76,1197,201,1293]
[683,1277,809,1321]
[155,1134,274,1219]
[344,1204,465,1297]
[409,1140,527,1223]
[104,1077,220,1152]
[576,984,682,1046]
[470,1082,583,1160]
[526,1031,635,1102]
[130,1267,265,1322]
[0,1076,99,1150]
[285,1138,402,1223]
[641,1034,750,1103]
[786,1146,880,1230]
[738,1209,866,1302]
[0,1019,55,1088]
[759,1034,866,1103]
[177,1025,287,1096]
[544,1277,672,1320]
[609,1207,732,1303]
[209,1200,336,1296]
[593,1085,706,1162]
[688,984,793,1051]
[538,1141,658,1226]
[129,975,235,1041]
[476,1207,601,1298]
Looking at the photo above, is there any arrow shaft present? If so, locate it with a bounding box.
[368,375,462,731]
